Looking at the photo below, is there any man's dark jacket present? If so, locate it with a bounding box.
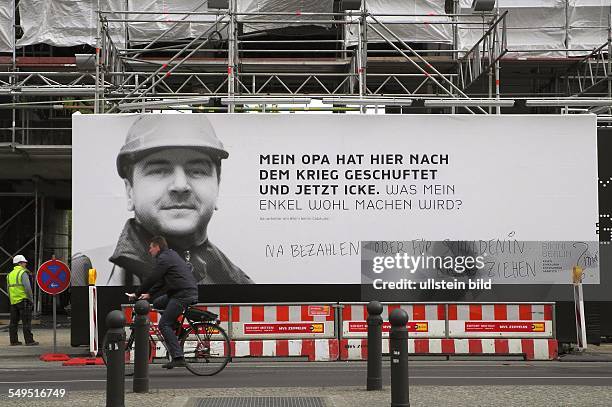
[135,248,198,300]
[109,219,254,285]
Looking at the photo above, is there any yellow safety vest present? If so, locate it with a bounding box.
[7,266,28,305]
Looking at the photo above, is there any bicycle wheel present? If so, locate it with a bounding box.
[102,332,154,377]
[180,322,231,376]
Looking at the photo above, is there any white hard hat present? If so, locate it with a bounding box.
[117,115,229,179]
[13,255,27,264]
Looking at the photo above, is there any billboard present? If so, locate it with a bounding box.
[72,113,599,288]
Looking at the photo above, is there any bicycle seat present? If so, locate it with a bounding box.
[184,307,218,322]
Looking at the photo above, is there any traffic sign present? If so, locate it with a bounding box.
[37,259,71,295]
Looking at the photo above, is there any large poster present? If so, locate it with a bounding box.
[72,113,599,287]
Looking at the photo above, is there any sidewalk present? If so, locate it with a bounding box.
[0,327,88,362]
[559,343,612,362]
[1,385,612,407]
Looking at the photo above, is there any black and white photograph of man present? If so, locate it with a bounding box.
[72,114,253,286]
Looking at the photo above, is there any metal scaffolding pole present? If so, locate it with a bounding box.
[34,183,40,315]
[564,0,570,60]
[608,23,611,100]
[488,35,493,112]
[494,9,502,115]
[452,0,459,62]
[228,0,237,112]
[358,4,368,114]
[11,0,16,147]
[37,195,45,315]
[95,0,102,114]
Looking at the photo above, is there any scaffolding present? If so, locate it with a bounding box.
[0,1,607,121]
[93,6,495,114]
[0,2,611,317]
[0,190,45,317]
[93,2,611,117]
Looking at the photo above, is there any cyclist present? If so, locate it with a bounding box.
[127,236,198,369]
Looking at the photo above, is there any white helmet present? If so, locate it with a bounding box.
[13,255,27,264]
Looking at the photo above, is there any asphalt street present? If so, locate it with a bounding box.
[1,360,611,392]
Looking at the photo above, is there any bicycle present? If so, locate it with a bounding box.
[102,303,231,376]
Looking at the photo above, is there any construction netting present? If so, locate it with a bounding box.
[237,0,334,33]
[128,0,227,42]
[17,0,126,48]
[0,1,12,52]
[0,0,608,58]
[345,0,453,45]
[459,0,611,57]
[568,0,611,56]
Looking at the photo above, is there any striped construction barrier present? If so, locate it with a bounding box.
[341,303,446,338]
[143,339,339,362]
[125,337,559,363]
[447,303,554,338]
[339,338,558,361]
[88,286,98,356]
[122,304,338,361]
[232,339,339,361]
[110,302,557,362]
[230,304,336,340]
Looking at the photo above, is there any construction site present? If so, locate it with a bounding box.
[0,0,610,345]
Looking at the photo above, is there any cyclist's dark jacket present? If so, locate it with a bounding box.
[135,248,198,301]
[109,219,254,285]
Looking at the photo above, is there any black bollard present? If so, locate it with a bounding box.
[389,308,410,407]
[366,301,383,391]
[105,310,126,407]
[133,300,150,393]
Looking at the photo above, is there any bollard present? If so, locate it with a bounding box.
[133,299,151,393]
[389,308,410,407]
[105,310,126,407]
[366,301,383,391]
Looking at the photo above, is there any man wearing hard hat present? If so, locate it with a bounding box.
[107,114,253,286]
[7,255,38,346]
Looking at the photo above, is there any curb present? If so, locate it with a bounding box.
[62,357,104,366]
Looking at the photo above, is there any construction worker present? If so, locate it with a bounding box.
[7,255,38,346]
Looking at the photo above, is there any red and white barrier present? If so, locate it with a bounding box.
[88,286,98,356]
[122,304,338,361]
[447,303,553,321]
[447,304,554,338]
[341,303,446,338]
[230,304,336,339]
[143,339,339,362]
[232,339,339,361]
[339,338,558,361]
[108,302,557,362]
